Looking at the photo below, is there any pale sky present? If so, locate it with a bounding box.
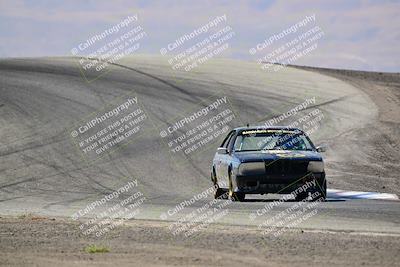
[0,0,399,72]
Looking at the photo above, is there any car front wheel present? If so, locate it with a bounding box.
[313,177,327,201]
[228,171,245,202]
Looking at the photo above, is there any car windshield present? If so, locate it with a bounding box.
[233,130,314,152]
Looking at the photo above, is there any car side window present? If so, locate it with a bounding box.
[226,132,237,152]
[221,131,235,148]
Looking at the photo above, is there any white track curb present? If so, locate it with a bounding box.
[328,189,399,200]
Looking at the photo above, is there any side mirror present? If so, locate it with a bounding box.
[217,147,228,154]
[316,145,327,152]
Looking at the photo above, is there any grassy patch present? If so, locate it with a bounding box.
[17,213,48,221]
[17,213,32,219]
[84,244,110,253]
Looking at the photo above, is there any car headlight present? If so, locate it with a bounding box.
[239,162,265,175]
[307,161,324,173]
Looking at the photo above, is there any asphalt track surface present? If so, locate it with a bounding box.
[0,56,399,235]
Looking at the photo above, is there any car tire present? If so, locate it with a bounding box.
[295,191,308,201]
[313,177,327,201]
[228,171,245,202]
[229,191,245,202]
[214,188,228,199]
[212,170,228,199]
[233,192,245,202]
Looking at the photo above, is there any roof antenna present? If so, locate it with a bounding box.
[246,123,249,127]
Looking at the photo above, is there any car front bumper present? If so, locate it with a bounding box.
[234,172,325,194]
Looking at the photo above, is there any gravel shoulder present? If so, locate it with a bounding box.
[1,215,399,267]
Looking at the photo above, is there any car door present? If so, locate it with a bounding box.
[217,131,236,186]
[215,131,234,181]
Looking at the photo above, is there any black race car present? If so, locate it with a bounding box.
[211,126,327,201]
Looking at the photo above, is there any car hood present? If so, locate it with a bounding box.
[233,150,322,162]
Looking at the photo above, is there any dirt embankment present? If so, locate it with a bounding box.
[297,66,400,195]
